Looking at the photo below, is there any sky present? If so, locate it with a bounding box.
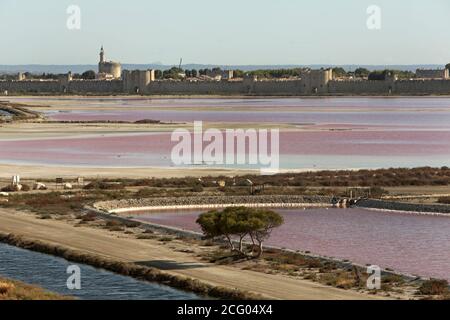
[1,0,450,66]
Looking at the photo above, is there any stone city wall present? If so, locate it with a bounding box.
[329,80,392,95]
[393,79,450,95]
[2,77,450,96]
[68,80,123,94]
[0,80,61,93]
[147,80,246,95]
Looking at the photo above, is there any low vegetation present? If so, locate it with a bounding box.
[0,277,68,300]
[437,197,450,204]
[83,181,125,190]
[204,246,419,296]
[1,167,449,300]
[97,167,450,189]
[418,279,449,296]
[0,190,131,216]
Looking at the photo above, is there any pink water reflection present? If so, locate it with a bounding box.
[9,97,449,128]
[1,130,450,168]
[134,208,450,281]
[49,110,450,128]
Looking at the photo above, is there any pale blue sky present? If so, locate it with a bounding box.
[1,0,449,65]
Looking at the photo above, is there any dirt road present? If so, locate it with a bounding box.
[0,208,382,300]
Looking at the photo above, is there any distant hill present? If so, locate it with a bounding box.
[0,64,444,74]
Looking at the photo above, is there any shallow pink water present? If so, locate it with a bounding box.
[2,97,450,168]
[49,110,450,128]
[134,208,450,281]
[10,97,450,128]
[1,131,450,168]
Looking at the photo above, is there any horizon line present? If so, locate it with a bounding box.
[0,63,446,67]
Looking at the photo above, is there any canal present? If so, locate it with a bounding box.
[0,243,201,300]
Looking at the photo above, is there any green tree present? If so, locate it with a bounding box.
[81,70,96,80]
[163,67,184,80]
[354,68,370,78]
[248,68,302,79]
[446,63,450,70]
[233,69,244,78]
[333,67,347,78]
[154,70,163,79]
[196,207,284,258]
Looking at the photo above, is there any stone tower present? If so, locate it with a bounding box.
[123,70,155,94]
[300,69,333,94]
[99,46,105,63]
[98,46,121,79]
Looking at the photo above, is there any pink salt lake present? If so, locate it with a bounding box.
[134,208,450,282]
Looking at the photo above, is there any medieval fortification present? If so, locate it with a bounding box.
[2,48,450,96]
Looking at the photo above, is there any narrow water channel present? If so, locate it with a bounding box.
[0,243,201,300]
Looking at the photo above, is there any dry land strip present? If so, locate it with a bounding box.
[0,208,397,300]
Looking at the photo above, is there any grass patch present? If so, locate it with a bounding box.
[159,237,174,242]
[418,279,449,296]
[0,277,69,300]
[0,190,133,217]
[437,197,450,204]
[136,234,156,240]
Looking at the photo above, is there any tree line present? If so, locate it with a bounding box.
[2,63,449,81]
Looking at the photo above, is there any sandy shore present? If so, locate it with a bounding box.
[0,208,381,300]
[0,163,259,179]
[0,121,296,141]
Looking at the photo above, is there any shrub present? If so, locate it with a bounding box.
[418,279,449,296]
[135,188,160,198]
[1,185,14,192]
[136,234,156,240]
[320,272,357,289]
[438,197,450,204]
[106,220,124,227]
[191,184,204,193]
[0,282,15,295]
[108,226,124,232]
[79,213,97,222]
[84,181,124,190]
[123,221,141,228]
[370,187,389,199]
[134,119,160,124]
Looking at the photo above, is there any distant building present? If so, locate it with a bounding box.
[416,68,449,79]
[98,46,122,79]
[122,69,155,94]
[17,72,25,81]
[205,69,234,81]
[2,46,450,96]
[300,68,333,94]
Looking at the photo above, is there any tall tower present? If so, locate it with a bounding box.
[99,46,105,63]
